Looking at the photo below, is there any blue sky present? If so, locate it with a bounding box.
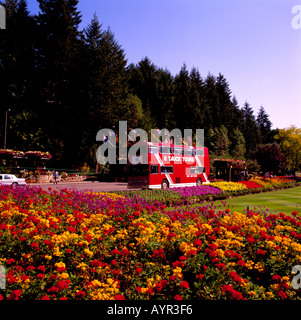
[27,0,301,129]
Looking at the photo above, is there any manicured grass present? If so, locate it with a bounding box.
[213,186,301,215]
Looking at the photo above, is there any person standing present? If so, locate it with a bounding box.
[53,171,58,184]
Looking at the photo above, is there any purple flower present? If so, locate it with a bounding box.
[172,185,222,198]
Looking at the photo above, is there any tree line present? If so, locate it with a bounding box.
[2,0,297,175]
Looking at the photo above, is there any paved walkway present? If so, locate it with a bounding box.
[28,181,136,192]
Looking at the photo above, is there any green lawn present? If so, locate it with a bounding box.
[212,186,301,215]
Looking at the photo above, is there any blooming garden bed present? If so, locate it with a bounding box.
[0,186,301,300]
[120,178,301,207]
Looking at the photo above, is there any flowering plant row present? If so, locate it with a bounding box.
[209,181,248,192]
[0,186,301,300]
[0,149,52,159]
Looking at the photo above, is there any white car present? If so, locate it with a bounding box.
[0,174,27,187]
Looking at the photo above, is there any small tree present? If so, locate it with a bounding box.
[275,126,301,176]
[255,143,286,175]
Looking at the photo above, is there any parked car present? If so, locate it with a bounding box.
[0,174,27,187]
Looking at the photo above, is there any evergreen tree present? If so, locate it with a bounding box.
[213,125,230,156]
[230,96,244,127]
[189,67,207,132]
[174,64,192,129]
[34,0,83,164]
[242,102,262,157]
[204,73,217,129]
[215,73,232,129]
[128,57,158,129]
[230,127,246,159]
[82,15,129,166]
[156,68,175,129]
[257,106,273,143]
[0,0,41,149]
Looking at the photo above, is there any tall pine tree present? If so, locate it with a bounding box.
[242,102,262,157]
[257,106,272,144]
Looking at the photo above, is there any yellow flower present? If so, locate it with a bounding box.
[266,292,274,299]
[58,273,69,280]
[254,262,265,272]
[172,267,183,279]
[84,248,93,257]
[53,246,62,257]
[245,260,254,270]
[55,262,66,269]
[76,262,88,271]
[215,248,224,258]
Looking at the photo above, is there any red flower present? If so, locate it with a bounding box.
[154,282,163,292]
[30,242,40,250]
[187,249,197,256]
[91,260,101,267]
[68,226,76,233]
[180,281,189,289]
[121,248,130,256]
[56,280,69,292]
[111,249,120,255]
[136,286,142,292]
[167,232,176,241]
[0,223,8,230]
[277,291,287,299]
[6,258,15,265]
[208,243,218,250]
[161,280,168,287]
[37,265,46,273]
[146,288,155,295]
[37,273,45,279]
[179,255,187,261]
[136,267,143,274]
[272,275,281,282]
[111,259,117,266]
[215,263,226,270]
[174,294,183,300]
[196,273,204,280]
[221,284,244,300]
[229,271,242,284]
[237,260,246,267]
[75,291,86,299]
[256,249,266,256]
[193,239,202,247]
[0,294,4,300]
[8,289,22,300]
[47,286,59,293]
[41,295,51,300]
[246,235,256,244]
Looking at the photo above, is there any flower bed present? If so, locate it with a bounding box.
[239,181,263,189]
[172,185,223,198]
[0,186,301,300]
[210,181,248,192]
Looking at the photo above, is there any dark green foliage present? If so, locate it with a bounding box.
[255,143,286,175]
[0,0,278,170]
